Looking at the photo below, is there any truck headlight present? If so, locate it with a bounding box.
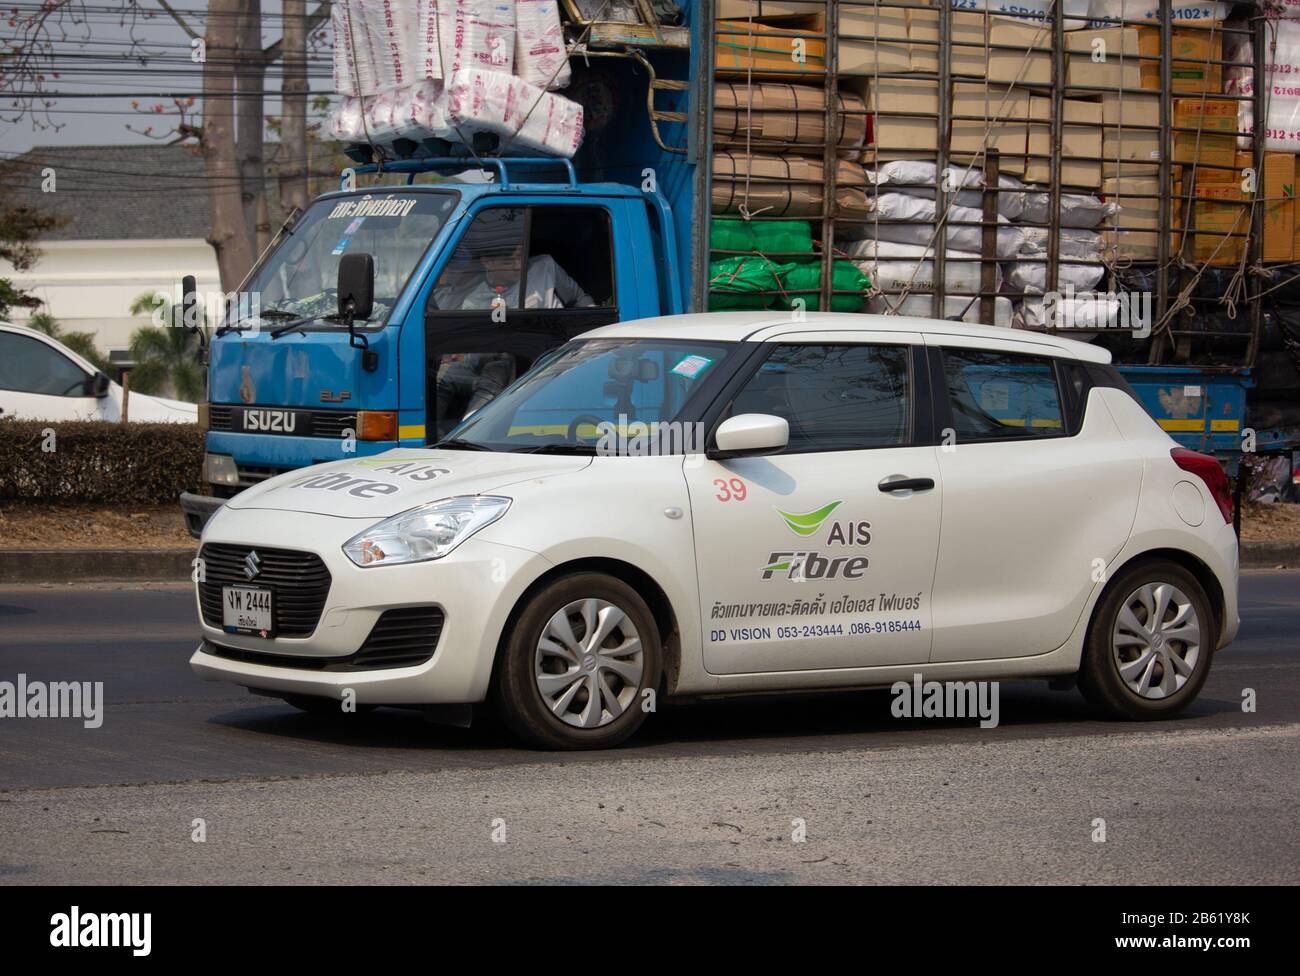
[204,453,240,486]
[343,496,511,567]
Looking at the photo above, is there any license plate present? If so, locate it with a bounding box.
[222,585,274,637]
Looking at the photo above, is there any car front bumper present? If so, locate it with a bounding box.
[188,506,552,705]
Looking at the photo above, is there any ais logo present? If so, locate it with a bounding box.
[761,500,872,581]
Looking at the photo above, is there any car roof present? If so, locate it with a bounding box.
[579,311,1112,364]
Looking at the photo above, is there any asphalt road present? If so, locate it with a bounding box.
[0,572,1296,884]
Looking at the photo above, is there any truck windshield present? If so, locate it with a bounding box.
[443,338,735,454]
[228,189,458,332]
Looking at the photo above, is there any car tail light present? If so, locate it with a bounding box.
[1171,448,1233,524]
[357,410,398,441]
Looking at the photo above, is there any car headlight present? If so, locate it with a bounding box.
[342,495,511,567]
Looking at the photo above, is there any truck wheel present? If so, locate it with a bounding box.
[494,573,661,749]
[1078,560,1214,720]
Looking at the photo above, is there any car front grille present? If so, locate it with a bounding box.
[197,543,332,638]
[201,606,444,672]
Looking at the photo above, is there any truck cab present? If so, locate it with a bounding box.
[182,158,684,536]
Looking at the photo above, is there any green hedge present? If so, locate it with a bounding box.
[0,419,204,504]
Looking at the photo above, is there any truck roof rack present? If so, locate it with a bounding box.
[342,152,577,191]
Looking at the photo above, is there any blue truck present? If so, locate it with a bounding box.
[180,3,1298,535]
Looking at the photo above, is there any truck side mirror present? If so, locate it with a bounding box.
[338,252,375,322]
[89,371,112,398]
[180,274,199,332]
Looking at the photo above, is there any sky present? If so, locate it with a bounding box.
[0,1,332,157]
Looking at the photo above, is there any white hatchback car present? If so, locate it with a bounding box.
[191,312,1239,749]
[0,321,197,423]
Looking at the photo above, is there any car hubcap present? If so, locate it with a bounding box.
[1111,582,1202,700]
[535,598,645,729]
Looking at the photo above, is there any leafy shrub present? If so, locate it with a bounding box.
[0,419,203,504]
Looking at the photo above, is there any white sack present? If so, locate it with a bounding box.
[842,239,997,294]
[1019,227,1104,258]
[866,161,1026,220]
[870,293,1014,329]
[1017,294,1122,332]
[1021,190,1117,228]
[846,193,1026,257]
[1005,260,1107,293]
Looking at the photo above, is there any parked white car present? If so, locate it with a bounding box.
[190,312,1239,749]
[0,320,197,423]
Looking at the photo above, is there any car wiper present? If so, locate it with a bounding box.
[432,438,494,451]
[215,308,301,338]
[517,443,599,455]
[269,316,313,339]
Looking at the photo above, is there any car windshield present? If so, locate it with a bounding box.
[444,338,735,454]
[226,190,458,332]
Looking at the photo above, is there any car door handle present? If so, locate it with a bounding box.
[878,477,935,493]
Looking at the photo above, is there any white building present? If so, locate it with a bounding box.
[1,144,221,361]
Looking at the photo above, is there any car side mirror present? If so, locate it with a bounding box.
[337,252,375,322]
[708,413,789,460]
[89,371,111,398]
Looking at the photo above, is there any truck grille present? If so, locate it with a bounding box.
[200,606,444,672]
[197,543,332,638]
[207,405,358,439]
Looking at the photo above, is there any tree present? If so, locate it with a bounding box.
[127,292,207,402]
[4,1,335,295]
[27,311,112,374]
[0,161,65,318]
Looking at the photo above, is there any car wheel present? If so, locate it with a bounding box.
[494,573,662,749]
[280,694,376,718]
[1078,560,1215,720]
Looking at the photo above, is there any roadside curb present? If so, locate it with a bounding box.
[0,549,196,583]
[0,541,1295,583]
[1240,541,1300,569]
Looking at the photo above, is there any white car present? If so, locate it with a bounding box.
[0,321,197,423]
[190,312,1239,749]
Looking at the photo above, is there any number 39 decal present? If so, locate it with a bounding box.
[714,478,747,502]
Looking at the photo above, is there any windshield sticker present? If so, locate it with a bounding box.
[343,216,366,235]
[328,197,419,219]
[670,354,714,379]
[331,236,352,256]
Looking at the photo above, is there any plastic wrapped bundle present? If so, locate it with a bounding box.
[429,0,516,77]
[710,219,816,257]
[775,262,870,312]
[515,0,571,90]
[1016,295,1123,332]
[447,68,584,157]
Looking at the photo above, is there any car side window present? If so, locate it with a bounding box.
[728,343,911,453]
[0,332,91,397]
[941,348,1064,440]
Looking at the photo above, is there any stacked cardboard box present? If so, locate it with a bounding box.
[715,18,827,77]
[1028,97,1104,188]
[1139,27,1223,94]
